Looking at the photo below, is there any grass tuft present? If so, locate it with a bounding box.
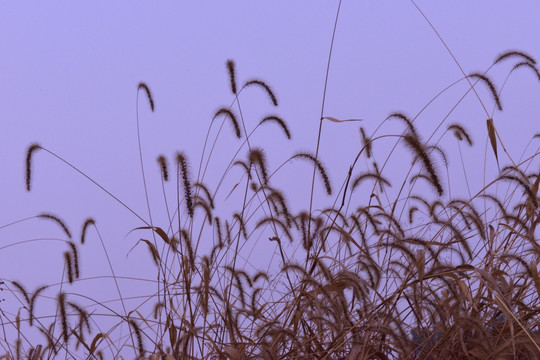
[7,18,540,360]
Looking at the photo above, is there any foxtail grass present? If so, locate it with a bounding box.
[3,10,540,360]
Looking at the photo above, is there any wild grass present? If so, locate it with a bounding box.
[2,6,540,360]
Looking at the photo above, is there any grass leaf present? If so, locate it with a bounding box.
[486,118,498,163]
[323,116,363,123]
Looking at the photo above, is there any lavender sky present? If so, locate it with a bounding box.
[1,1,539,335]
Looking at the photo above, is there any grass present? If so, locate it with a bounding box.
[2,4,540,360]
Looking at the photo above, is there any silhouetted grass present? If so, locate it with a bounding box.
[2,9,540,360]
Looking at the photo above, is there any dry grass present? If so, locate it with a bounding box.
[2,7,540,360]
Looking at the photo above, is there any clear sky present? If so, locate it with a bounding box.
[0,1,539,353]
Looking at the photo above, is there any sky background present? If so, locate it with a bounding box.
[0,1,539,343]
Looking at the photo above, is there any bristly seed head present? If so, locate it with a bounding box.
[512,61,540,81]
[389,112,419,139]
[157,155,169,181]
[468,73,502,111]
[214,108,241,139]
[138,82,155,112]
[58,292,68,343]
[176,152,194,217]
[80,218,95,245]
[64,252,74,284]
[360,127,372,158]
[447,123,473,146]
[259,115,291,140]
[248,148,269,184]
[494,50,537,65]
[403,134,443,196]
[292,152,332,195]
[25,143,42,192]
[226,59,237,95]
[38,213,72,239]
[244,79,278,106]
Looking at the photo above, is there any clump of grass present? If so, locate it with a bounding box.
[3,17,540,360]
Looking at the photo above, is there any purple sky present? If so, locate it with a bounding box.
[0,2,539,353]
